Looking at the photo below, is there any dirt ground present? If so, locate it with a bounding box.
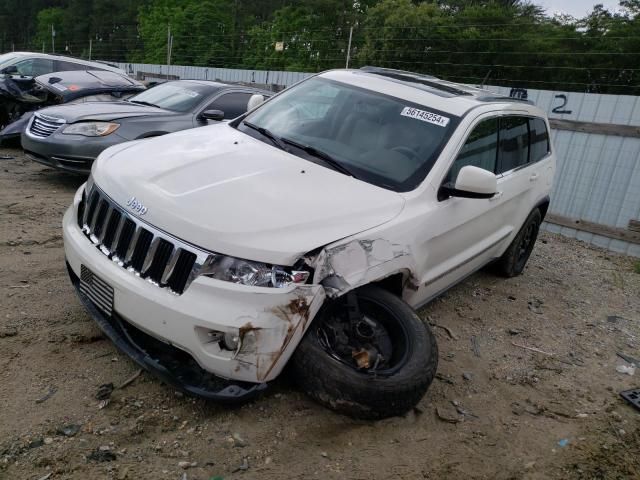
[1,147,639,480]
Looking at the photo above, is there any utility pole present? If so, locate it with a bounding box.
[42,42,45,53]
[51,24,55,53]
[169,35,173,67]
[345,26,353,69]
[167,24,171,66]
[89,39,92,60]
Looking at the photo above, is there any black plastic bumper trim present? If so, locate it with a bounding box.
[66,261,267,403]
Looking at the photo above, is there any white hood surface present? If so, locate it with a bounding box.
[93,124,405,265]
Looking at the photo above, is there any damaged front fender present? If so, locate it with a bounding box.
[310,238,416,298]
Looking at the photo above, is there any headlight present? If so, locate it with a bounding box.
[200,255,310,288]
[63,122,120,137]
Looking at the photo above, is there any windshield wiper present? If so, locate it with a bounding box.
[280,137,357,178]
[129,100,160,108]
[242,121,287,151]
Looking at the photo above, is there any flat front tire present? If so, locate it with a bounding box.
[290,285,438,420]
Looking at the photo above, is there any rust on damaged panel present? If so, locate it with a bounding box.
[257,295,312,381]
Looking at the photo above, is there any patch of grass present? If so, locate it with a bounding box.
[635,261,640,274]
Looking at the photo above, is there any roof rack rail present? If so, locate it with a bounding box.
[359,66,439,80]
[358,66,472,96]
[475,95,534,105]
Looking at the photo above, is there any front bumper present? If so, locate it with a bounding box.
[22,129,127,175]
[63,185,326,393]
[67,262,266,401]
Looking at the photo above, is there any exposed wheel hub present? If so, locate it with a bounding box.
[316,292,403,374]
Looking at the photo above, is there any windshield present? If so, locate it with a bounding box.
[0,54,19,71]
[128,82,213,112]
[239,77,459,191]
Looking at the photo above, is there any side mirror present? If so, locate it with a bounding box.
[2,65,18,75]
[247,94,265,110]
[441,165,497,199]
[201,109,225,121]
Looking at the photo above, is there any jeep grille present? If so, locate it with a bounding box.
[78,185,206,295]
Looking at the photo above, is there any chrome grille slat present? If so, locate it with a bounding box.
[89,198,104,233]
[161,248,180,284]
[29,114,65,138]
[141,236,161,274]
[83,190,98,228]
[101,209,121,251]
[110,214,127,251]
[76,185,204,294]
[124,227,142,264]
[101,207,114,240]
[94,203,112,241]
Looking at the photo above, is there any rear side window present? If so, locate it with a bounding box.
[498,116,529,173]
[56,60,97,72]
[445,118,498,184]
[529,117,550,162]
[208,92,253,119]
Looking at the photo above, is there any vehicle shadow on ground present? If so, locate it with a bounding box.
[32,167,87,190]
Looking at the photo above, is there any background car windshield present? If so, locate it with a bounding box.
[129,82,211,112]
[242,77,458,191]
[0,54,19,71]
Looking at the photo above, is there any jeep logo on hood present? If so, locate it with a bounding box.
[126,196,147,215]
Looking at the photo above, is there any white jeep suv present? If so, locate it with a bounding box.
[63,67,554,419]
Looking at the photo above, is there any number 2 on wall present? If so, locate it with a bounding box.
[552,94,572,115]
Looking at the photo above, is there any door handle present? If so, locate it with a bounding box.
[489,191,503,202]
[529,173,539,182]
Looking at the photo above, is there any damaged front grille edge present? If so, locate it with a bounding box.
[78,183,212,295]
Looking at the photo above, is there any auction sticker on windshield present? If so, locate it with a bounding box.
[400,107,450,127]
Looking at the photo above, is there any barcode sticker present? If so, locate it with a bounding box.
[400,107,450,127]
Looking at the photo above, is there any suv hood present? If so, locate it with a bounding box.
[38,101,171,123]
[93,124,405,265]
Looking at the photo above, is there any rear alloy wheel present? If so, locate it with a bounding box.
[290,285,438,420]
[495,208,542,277]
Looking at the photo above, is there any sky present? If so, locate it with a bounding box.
[535,0,621,18]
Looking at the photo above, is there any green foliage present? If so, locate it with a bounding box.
[0,0,640,93]
[242,0,372,71]
[33,7,65,53]
[634,260,640,274]
[134,0,234,66]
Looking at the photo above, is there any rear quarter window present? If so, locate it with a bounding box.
[529,117,550,163]
[56,60,103,72]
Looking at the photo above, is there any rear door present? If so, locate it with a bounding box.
[493,115,549,252]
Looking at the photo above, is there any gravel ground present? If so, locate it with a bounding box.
[1,147,639,480]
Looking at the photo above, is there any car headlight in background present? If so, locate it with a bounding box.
[63,122,120,137]
[200,255,310,288]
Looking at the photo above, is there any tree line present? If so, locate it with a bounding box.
[1,0,639,94]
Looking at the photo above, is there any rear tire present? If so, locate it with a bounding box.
[495,208,542,277]
[290,285,438,420]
